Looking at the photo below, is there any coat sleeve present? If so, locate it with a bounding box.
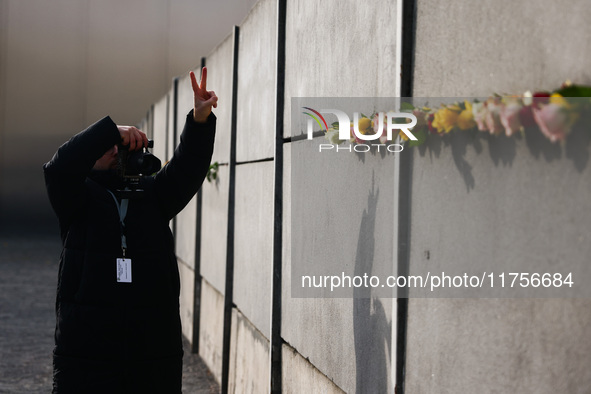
[154,110,216,220]
[43,116,121,238]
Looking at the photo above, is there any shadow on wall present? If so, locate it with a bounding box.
[417,123,590,191]
[353,174,391,393]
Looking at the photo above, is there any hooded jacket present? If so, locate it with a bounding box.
[44,110,216,393]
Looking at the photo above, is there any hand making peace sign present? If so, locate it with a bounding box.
[190,67,218,123]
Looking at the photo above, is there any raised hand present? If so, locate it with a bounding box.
[190,67,218,123]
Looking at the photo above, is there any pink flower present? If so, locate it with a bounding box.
[412,108,428,129]
[484,98,503,135]
[373,113,388,143]
[532,103,571,143]
[472,102,489,132]
[499,100,523,137]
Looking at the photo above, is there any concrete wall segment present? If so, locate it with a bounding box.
[405,126,591,389]
[199,164,230,294]
[404,0,591,391]
[282,343,346,394]
[236,0,278,162]
[233,161,274,339]
[228,308,270,394]
[283,0,400,138]
[412,0,591,97]
[152,94,168,165]
[178,259,195,343]
[282,140,395,393]
[198,278,225,383]
[205,32,236,164]
[175,195,197,270]
[405,298,591,393]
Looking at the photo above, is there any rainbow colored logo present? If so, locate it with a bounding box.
[302,107,328,132]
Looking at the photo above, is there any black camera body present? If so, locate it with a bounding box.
[116,140,161,199]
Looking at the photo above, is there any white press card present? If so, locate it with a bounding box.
[116,258,132,283]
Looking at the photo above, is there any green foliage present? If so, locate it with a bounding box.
[555,85,591,98]
[400,101,416,112]
[408,127,427,147]
[206,161,219,183]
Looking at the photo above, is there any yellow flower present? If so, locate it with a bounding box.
[549,93,569,108]
[432,105,460,133]
[358,117,371,133]
[456,101,476,130]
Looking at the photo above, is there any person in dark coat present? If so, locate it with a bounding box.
[44,68,218,393]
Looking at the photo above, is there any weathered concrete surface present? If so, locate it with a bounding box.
[406,298,591,394]
[404,1,591,392]
[405,132,591,391]
[236,0,277,162]
[178,259,195,343]
[228,308,270,394]
[175,192,197,271]
[233,161,274,339]
[200,165,230,295]
[205,32,236,165]
[283,0,400,137]
[282,343,345,394]
[198,278,225,384]
[413,0,591,97]
[282,141,395,393]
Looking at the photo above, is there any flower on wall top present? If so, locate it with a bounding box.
[321,82,590,148]
[403,82,591,145]
[457,101,476,131]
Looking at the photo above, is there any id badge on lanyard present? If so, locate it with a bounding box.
[108,190,132,283]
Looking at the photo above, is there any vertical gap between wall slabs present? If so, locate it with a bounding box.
[172,77,179,246]
[270,0,287,392]
[221,25,239,394]
[395,1,417,394]
[191,57,207,354]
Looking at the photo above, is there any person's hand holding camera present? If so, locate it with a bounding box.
[117,125,148,151]
[190,67,218,123]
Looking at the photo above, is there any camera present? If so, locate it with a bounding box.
[116,140,161,199]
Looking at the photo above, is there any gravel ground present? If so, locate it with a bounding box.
[0,235,219,393]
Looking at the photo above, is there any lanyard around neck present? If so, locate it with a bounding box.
[107,190,129,256]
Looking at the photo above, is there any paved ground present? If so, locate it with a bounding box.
[0,235,219,393]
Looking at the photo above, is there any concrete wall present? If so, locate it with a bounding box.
[152,94,168,164]
[228,308,270,394]
[195,31,236,380]
[236,0,277,163]
[404,0,591,392]
[134,0,591,392]
[281,1,400,392]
